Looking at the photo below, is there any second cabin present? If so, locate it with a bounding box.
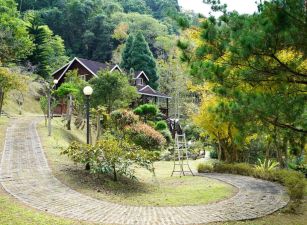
[52,57,171,117]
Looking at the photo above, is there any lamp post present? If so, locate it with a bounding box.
[83,86,93,144]
[48,79,58,136]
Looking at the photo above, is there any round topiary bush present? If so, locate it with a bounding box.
[155,120,168,130]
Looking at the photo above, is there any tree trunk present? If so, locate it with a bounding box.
[273,127,283,168]
[66,95,73,130]
[85,162,90,170]
[265,145,270,167]
[282,137,288,169]
[113,165,117,181]
[299,135,306,158]
[227,124,238,163]
[96,115,101,143]
[217,136,222,161]
[44,115,47,127]
[0,89,4,117]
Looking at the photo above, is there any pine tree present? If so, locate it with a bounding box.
[122,32,159,89]
[121,34,135,71]
[26,12,68,79]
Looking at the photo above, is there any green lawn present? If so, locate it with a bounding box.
[0,192,91,225]
[38,118,236,206]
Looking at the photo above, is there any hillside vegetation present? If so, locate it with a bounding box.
[2,77,42,117]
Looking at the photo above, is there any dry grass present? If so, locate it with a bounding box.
[2,78,42,117]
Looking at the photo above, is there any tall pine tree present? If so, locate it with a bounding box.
[121,32,159,89]
[121,34,135,71]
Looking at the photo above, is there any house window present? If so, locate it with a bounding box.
[136,78,143,85]
[80,75,86,81]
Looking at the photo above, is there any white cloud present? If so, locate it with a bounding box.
[178,0,259,16]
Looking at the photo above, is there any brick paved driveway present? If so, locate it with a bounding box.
[0,117,289,225]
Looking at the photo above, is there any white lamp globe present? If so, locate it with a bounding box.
[83,86,93,96]
[53,79,58,85]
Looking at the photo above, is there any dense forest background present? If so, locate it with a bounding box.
[2,0,194,79]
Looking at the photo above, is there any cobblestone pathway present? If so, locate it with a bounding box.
[0,117,289,225]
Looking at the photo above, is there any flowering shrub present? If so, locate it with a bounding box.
[127,123,166,150]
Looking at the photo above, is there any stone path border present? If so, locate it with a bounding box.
[0,117,289,225]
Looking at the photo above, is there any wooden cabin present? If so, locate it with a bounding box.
[52,57,171,116]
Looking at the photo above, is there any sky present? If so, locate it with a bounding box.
[178,0,259,16]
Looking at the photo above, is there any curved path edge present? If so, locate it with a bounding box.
[0,117,289,225]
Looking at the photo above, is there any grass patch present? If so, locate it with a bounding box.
[0,189,91,225]
[38,118,236,206]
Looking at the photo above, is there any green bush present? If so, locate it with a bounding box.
[197,163,213,173]
[198,162,305,208]
[134,104,158,122]
[268,170,305,201]
[288,157,307,178]
[147,120,156,128]
[155,120,168,130]
[61,134,156,181]
[209,149,218,159]
[159,129,173,143]
[213,162,253,176]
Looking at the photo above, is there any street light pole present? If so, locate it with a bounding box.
[83,86,93,171]
[83,86,93,144]
[86,95,90,144]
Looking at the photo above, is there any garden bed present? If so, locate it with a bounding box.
[38,118,237,207]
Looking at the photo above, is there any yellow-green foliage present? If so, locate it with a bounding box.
[197,163,213,173]
[255,158,280,172]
